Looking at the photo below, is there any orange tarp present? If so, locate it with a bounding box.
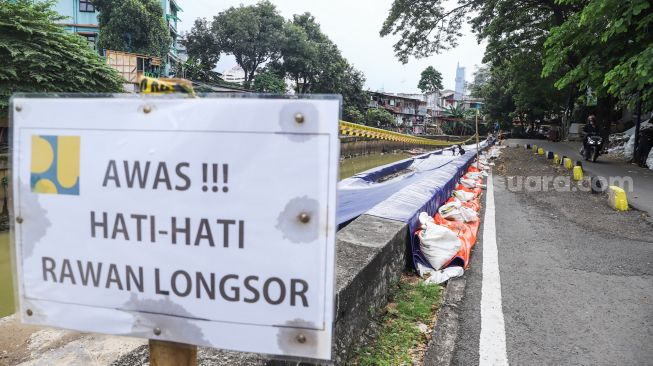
[418,166,484,270]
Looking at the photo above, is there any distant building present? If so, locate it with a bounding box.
[221,65,246,85]
[161,0,183,75]
[461,98,484,110]
[177,33,189,63]
[53,0,99,50]
[368,91,426,134]
[53,0,182,76]
[397,92,445,127]
[439,89,456,108]
[454,63,466,101]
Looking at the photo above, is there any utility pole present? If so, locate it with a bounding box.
[634,93,642,162]
[476,109,480,170]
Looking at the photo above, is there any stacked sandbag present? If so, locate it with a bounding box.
[416,212,461,271]
[415,164,487,283]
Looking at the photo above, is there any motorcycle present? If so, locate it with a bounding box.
[583,135,603,162]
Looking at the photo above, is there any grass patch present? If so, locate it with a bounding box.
[356,278,441,366]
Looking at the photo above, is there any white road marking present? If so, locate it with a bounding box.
[479,172,509,365]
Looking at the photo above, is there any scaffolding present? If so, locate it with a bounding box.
[104,50,162,84]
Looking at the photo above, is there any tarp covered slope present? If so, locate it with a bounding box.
[336,139,492,269]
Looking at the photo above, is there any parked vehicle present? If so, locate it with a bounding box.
[547,126,562,141]
[538,125,551,138]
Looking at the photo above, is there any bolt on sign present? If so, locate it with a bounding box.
[10,95,340,362]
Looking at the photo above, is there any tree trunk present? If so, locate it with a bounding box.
[595,94,616,142]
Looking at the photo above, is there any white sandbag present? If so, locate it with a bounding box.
[647,148,653,170]
[461,177,486,189]
[438,201,479,222]
[460,178,479,188]
[417,213,462,270]
[624,134,635,161]
[416,263,464,284]
[465,171,487,180]
[452,190,475,202]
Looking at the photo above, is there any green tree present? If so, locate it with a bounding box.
[444,105,465,119]
[471,63,515,124]
[173,58,222,82]
[542,0,653,110]
[469,65,489,99]
[0,0,124,118]
[93,0,171,59]
[276,13,346,94]
[442,105,474,135]
[366,108,395,127]
[380,0,473,63]
[273,13,368,117]
[275,17,320,94]
[381,0,577,127]
[344,106,365,124]
[337,65,368,118]
[252,69,287,93]
[183,18,221,73]
[417,66,443,94]
[213,0,285,86]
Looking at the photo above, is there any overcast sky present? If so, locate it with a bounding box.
[178,0,486,93]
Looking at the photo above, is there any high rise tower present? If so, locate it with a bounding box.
[454,63,466,101]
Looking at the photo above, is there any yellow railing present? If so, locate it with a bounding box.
[339,121,475,146]
[137,80,474,147]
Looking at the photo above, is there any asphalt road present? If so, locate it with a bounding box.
[510,138,653,215]
[451,146,653,365]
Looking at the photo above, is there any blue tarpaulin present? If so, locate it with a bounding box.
[336,139,492,269]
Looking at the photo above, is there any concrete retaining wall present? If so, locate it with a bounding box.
[270,214,409,366]
[332,214,409,363]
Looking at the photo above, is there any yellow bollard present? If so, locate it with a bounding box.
[607,186,628,211]
[572,165,583,181]
[538,148,544,155]
[563,158,573,169]
[554,154,560,164]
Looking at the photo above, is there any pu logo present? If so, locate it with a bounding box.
[30,135,80,195]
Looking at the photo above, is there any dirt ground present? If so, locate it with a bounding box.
[0,315,145,366]
[494,146,652,243]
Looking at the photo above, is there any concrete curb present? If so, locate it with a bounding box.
[423,277,467,366]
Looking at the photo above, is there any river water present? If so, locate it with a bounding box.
[339,152,413,180]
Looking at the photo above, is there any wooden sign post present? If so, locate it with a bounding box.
[149,340,197,366]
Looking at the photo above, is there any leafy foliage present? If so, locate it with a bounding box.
[365,108,395,127]
[337,65,368,118]
[344,106,365,124]
[252,69,287,93]
[542,0,653,110]
[0,0,124,118]
[271,13,368,116]
[172,58,222,83]
[212,0,285,86]
[185,5,369,115]
[469,64,514,124]
[380,0,472,63]
[94,0,171,59]
[182,18,221,73]
[441,105,477,135]
[380,0,591,126]
[417,66,443,94]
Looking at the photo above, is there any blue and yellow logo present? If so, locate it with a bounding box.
[30,135,80,195]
